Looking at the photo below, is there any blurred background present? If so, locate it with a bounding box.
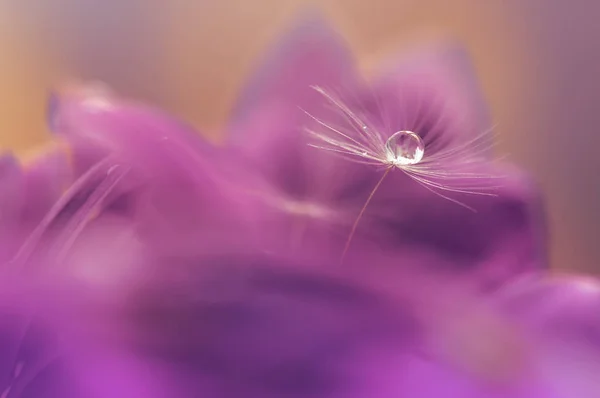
[0,0,597,273]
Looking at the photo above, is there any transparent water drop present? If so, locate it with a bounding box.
[384,130,424,166]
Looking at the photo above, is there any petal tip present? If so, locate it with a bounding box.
[283,8,338,40]
[47,81,120,137]
[230,9,355,128]
[377,39,476,81]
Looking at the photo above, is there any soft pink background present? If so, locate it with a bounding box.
[0,1,596,272]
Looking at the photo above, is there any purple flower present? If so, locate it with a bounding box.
[0,12,572,398]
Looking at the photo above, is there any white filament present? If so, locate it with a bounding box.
[305,86,501,211]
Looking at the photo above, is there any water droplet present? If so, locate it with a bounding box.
[384,131,424,166]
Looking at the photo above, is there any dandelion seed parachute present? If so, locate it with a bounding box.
[306,80,499,210]
[308,45,541,273]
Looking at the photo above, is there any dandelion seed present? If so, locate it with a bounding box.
[305,86,501,262]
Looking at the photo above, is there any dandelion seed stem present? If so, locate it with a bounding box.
[341,166,393,264]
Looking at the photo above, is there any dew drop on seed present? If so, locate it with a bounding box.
[384,131,424,166]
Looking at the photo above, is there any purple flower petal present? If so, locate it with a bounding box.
[496,274,600,348]
[0,148,74,268]
[98,257,555,397]
[362,162,546,287]
[0,282,82,398]
[0,154,25,262]
[493,274,600,397]
[229,12,358,128]
[0,280,179,398]
[20,145,73,226]
[46,86,260,269]
[227,14,365,210]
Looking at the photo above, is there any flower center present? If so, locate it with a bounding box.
[384,131,424,166]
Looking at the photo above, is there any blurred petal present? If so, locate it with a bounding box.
[0,154,24,262]
[46,86,258,270]
[20,144,73,226]
[494,274,600,397]
[496,274,600,347]
[103,257,420,397]
[359,162,546,287]
[229,12,357,126]
[0,283,81,398]
[48,83,213,172]
[227,13,364,206]
[0,281,175,398]
[0,148,73,267]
